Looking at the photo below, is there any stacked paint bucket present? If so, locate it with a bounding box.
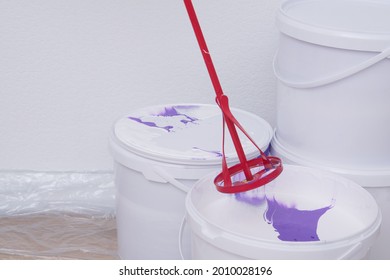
[271,0,390,259]
[109,0,383,260]
[181,0,380,260]
[109,104,380,260]
[109,104,274,259]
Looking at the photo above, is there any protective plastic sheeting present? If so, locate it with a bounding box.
[0,172,117,259]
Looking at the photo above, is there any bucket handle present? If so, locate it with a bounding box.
[179,215,187,260]
[153,167,189,193]
[273,47,390,89]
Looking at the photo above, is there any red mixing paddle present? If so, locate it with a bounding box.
[184,0,283,193]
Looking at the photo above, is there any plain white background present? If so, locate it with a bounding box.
[0,0,282,171]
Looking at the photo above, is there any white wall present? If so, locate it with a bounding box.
[0,0,282,172]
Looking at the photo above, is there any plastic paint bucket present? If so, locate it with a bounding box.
[109,104,273,259]
[273,0,390,182]
[272,0,390,259]
[364,187,390,259]
[186,164,381,260]
[271,133,390,260]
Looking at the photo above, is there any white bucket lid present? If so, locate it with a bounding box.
[277,0,390,52]
[186,164,381,259]
[112,104,273,165]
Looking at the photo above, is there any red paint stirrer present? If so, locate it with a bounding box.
[184,0,283,193]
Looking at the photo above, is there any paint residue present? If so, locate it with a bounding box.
[128,116,174,132]
[233,188,334,242]
[157,106,198,124]
[128,106,198,132]
[234,191,265,206]
[264,197,333,242]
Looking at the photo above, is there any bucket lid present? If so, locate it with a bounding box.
[277,0,390,52]
[113,104,273,165]
[186,165,381,258]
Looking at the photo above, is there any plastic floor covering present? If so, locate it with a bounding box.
[0,214,117,259]
[0,171,118,260]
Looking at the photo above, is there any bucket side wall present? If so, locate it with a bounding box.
[275,35,390,168]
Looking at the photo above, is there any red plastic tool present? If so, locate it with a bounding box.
[184,0,283,193]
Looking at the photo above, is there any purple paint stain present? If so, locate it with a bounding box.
[235,192,265,206]
[264,197,333,242]
[128,116,173,132]
[156,106,198,124]
[128,106,198,132]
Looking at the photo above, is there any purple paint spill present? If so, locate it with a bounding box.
[264,197,333,242]
[128,106,198,132]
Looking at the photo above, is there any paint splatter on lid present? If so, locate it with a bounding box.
[187,164,380,245]
[113,104,273,164]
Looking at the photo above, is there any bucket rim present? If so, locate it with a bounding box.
[185,166,382,258]
[109,130,235,167]
[271,131,390,187]
[277,0,390,52]
[110,103,273,166]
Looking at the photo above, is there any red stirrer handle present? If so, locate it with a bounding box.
[183,0,223,98]
[184,0,253,180]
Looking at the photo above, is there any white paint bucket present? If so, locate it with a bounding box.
[109,104,273,259]
[273,0,390,181]
[272,0,390,259]
[186,164,381,259]
[271,135,390,259]
[364,187,390,259]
